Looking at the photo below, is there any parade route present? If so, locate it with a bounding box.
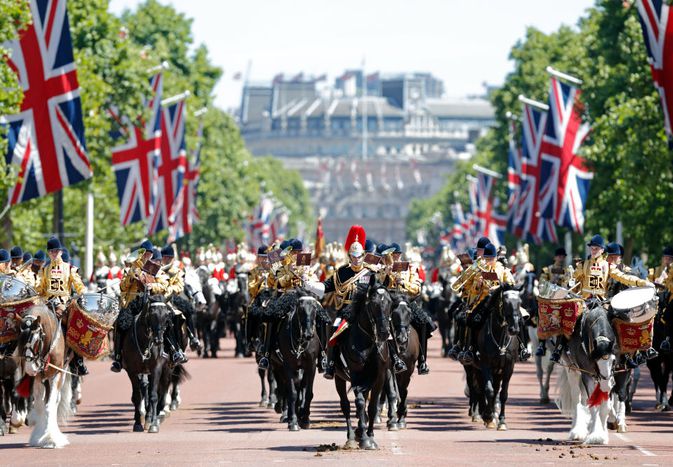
[4,338,672,466]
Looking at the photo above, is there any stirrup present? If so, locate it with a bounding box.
[258,356,269,370]
[549,349,562,363]
[110,360,122,373]
[393,358,407,374]
[645,347,659,360]
[447,344,461,361]
[323,364,335,380]
[459,350,474,365]
[661,338,671,353]
[535,343,546,357]
[519,348,532,362]
[173,351,188,364]
[417,361,429,375]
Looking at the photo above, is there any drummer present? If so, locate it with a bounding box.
[649,246,673,284]
[550,234,653,363]
[35,237,88,376]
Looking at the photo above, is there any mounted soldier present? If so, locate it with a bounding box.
[536,247,573,356]
[649,246,673,284]
[322,226,406,380]
[34,237,88,376]
[550,234,652,363]
[110,240,168,373]
[159,245,190,365]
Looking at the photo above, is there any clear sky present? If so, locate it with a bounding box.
[109,0,595,111]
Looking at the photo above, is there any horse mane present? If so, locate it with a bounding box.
[585,305,615,360]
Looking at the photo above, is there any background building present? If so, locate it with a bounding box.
[238,70,495,243]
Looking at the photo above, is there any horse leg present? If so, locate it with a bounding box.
[299,362,315,430]
[396,373,410,429]
[366,377,386,450]
[566,369,589,441]
[130,376,144,432]
[31,374,68,449]
[335,377,356,449]
[268,369,278,409]
[258,368,268,407]
[480,366,496,428]
[626,366,640,414]
[497,366,513,431]
[209,319,219,358]
[353,388,372,450]
[385,370,399,431]
[0,379,7,436]
[147,368,161,433]
[285,366,299,431]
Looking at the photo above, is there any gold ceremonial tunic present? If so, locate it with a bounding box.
[455,261,514,311]
[573,256,647,300]
[249,267,270,300]
[165,264,185,298]
[35,258,86,305]
[119,258,168,308]
[383,268,422,296]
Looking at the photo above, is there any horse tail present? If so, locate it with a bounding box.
[172,364,191,385]
[555,368,573,419]
[57,372,75,424]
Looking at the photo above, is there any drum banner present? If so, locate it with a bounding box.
[0,300,36,344]
[537,297,584,340]
[66,304,113,360]
[613,317,654,353]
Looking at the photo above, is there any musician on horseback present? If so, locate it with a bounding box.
[536,247,573,356]
[379,243,435,375]
[110,240,169,373]
[452,242,516,364]
[159,245,191,365]
[34,237,88,376]
[322,226,407,380]
[0,248,36,288]
[550,234,653,363]
[649,246,673,284]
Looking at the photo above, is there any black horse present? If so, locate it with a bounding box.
[223,272,250,358]
[195,266,220,358]
[646,291,673,411]
[428,277,456,357]
[120,294,172,433]
[391,298,420,429]
[334,282,393,450]
[469,286,522,430]
[270,289,324,431]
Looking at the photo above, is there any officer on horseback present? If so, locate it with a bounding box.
[110,240,168,373]
[35,237,88,376]
[452,242,516,364]
[322,226,407,380]
[536,247,573,356]
[550,234,653,363]
[157,245,190,365]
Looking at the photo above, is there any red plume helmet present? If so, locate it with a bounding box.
[344,225,366,253]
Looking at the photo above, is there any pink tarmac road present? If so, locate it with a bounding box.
[3,337,672,466]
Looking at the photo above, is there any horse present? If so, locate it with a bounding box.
[427,278,455,357]
[390,297,420,429]
[556,303,617,445]
[223,272,250,358]
[334,282,393,450]
[17,304,74,448]
[120,294,172,433]
[469,286,522,430]
[195,266,221,358]
[0,342,25,435]
[646,291,673,411]
[246,288,278,409]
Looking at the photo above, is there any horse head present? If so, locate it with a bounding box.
[297,294,319,341]
[501,285,522,337]
[184,268,206,311]
[18,308,52,377]
[391,298,412,352]
[368,284,392,343]
[146,297,171,346]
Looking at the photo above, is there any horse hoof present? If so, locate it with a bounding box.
[133,423,144,432]
[387,422,399,431]
[607,421,617,431]
[259,399,268,408]
[375,415,382,424]
[8,426,18,434]
[170,401,179,411]
[280,415,288,423]
[485,420,497,429]
[540,397,550,404]
[235,353,244,359]
[617,424,627,433]
[148,424,159,434]
[288,423,299,432]
[42,442,56,449]
[344,439,358,450]
[471,414,482,423]
[0,427,5,436]
[299,420,310,430]
[398,419,407,429]
[359,439,373,450]
[368,439,379,450]
[266,402,274,410]
[497,422,508,431]
[274,402,282,414]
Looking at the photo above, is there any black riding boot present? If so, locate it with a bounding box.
[69,352,89,376]
[388,339,408,374]
[324,342,338,380]
[170,319,189,364]
[536,340,547,357]
[110,326,124,373]
[417,323,430,375]
[661,337,671,353]
[458,328,474,365]
[519,326,531,361]
[258,323,272,370]
[550,336,567,363]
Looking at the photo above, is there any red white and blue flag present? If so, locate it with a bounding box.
[472,166,506,248]
[3,0,92,205]
[168,121,202,240]
[637,0,673,148]
[109,72,163,226]
[450,202,466,251]
[147,100,187,235]
[248,195,275,249]
[506,119,522,235]
[540,76,592,234]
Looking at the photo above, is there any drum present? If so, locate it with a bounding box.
[66,293,120,360]
[0,275,39,344]
[537,297,584,340]
[538,281,572,300]
[610,287,658,324]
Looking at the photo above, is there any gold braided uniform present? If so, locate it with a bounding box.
[573,256,647,300]
[383,267,422,296]
[649,264,668,284]
[35,257,85,306]
[165,264,185,298]
[249,266,270,300]
[454,261,514,311]
[119,258,168,308]
[540,264,573,288]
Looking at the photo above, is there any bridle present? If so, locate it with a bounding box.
[133,296,167,362]
[21,311,61,375]
[287,295,319,358]
[486,288,520,356]
[356,288,390,360]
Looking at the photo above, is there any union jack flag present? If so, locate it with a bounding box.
[512,101,557,244]
[449,202,466,251]
[472,167,506,248]
[168,121,202,240]
[147,100,187,235]
[248,195,274,249]
[109,73,163,226]
[3,0,92,205]
[637,0,673,147]
[506,119,522,235]
[540,76,592,234]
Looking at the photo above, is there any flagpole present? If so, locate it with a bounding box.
[472,164,503,179]
[161,90,191,106]
[545,66,583,85]
[518,95,549,111]
[85,189,94,283]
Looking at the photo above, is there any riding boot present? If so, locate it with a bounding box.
[165,334,188,365]
[417,323,430,375]
[625,354,639,369]
[258,323,271,370]
[550,336,567,363]
[324,344,337,380]
[518,327,531,361]
[458,328,474,365]
[535,340,546,357]
[644,346,659,360]
[388,339,408,374]
[110,326,124,373]
[70,354,89,376]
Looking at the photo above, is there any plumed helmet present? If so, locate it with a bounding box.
[161,245,175,258]
[483,243,497,258]
[10,246,23,259]
[586,234,605,249]
[345,225,366,257]
[0,250,10,263]
[47,236,62,251]
[476,237,491,249]
[34,250,46,262]
[22,252,32,263]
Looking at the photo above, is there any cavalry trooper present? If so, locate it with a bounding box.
[536,247,573,356]
[550,234,653,363]
[452,243,516,364]
[110,240,168,373]
[379,243,435,375]
[35,237,88,376]
[159,246,189,365]
[649,246,673,284]
[250,245,274,369]
[10,246,24,270]
[322,226,406,380]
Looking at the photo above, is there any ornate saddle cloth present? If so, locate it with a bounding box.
[613,317,654,353]
[537,297,584,340]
